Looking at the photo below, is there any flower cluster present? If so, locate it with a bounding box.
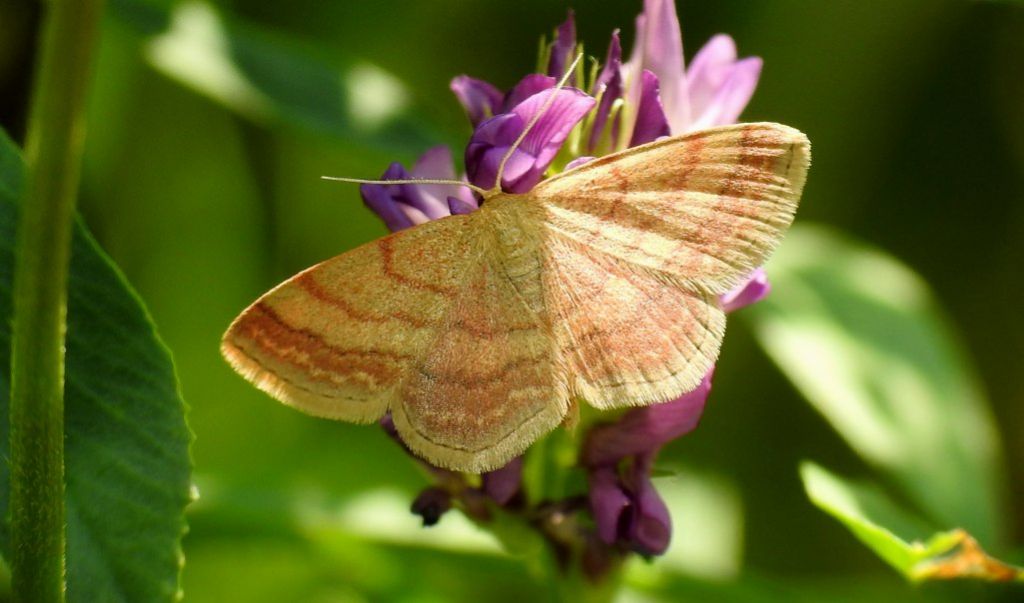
[362,0,767,568]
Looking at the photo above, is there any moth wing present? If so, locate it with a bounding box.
[532,122,809,409]
[223,122,811,465]
[222,211,566,472]
[534,122,810,295]
[221,216,477,425]
[542,232,724,410]
[390,214,568,472]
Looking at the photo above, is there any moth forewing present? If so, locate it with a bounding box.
[532,122,810,295]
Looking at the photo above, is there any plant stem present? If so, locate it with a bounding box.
[9,1,105,601]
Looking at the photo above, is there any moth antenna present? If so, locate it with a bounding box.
[489,52,584,196]
[321,175,488,196]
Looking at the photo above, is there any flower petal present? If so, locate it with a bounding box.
[691,56,762,129]
[481,456,523,506]
[547,11,577,82]
[361,185,415,232]
[686,34,738,118]
[360,152,461,232]
[512,87,596,165]
[582,369,713,467]
[447,195,477,215]
[412,144,457,180]
[503,74,556,111]
[379,413,401,443]
[625,458,672,555]
[410,145,464,219]
[565,156,596,171]
[626,0,691,133]
[450,75,503,127]
[628,70,671,147]
[588,30,624,153]
[464,113,525,191]
[720,267,771,312]
[360,163,417,232]
[466,88,595,193]
[588,466,631,544]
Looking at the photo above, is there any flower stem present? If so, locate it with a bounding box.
[9,1,105,601]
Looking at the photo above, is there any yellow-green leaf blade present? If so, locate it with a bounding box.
[801,462,1022,583]
[749,224,1006,545]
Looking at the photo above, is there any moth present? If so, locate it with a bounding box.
[222,121,810,473]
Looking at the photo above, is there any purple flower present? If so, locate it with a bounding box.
[588,31,624,153]
[547,12,578,82]
[623,454,672,555]
[452,73,561,131]
[503,74,557,110]
[481,456,524,506]
[686,34,763,130]
[623,0,691,135]
[450,76,503,127]
[721,267,771,313]
[583,371,712,468]
[586,454,673,555]
[362,1,775,564]
[583,373,711,554]
[565,155,596,171]
[588,466,632,544]
[360,146,477,232]
[628,70,671,147]
[465,85,595,193]
[621,0,762,141]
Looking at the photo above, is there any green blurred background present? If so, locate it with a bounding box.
[1,0,1023,600]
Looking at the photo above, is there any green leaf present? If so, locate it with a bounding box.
[800,462,1022,582]
[110,0,444,155]
[748,224,1005,545]
[0,129,192,600]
